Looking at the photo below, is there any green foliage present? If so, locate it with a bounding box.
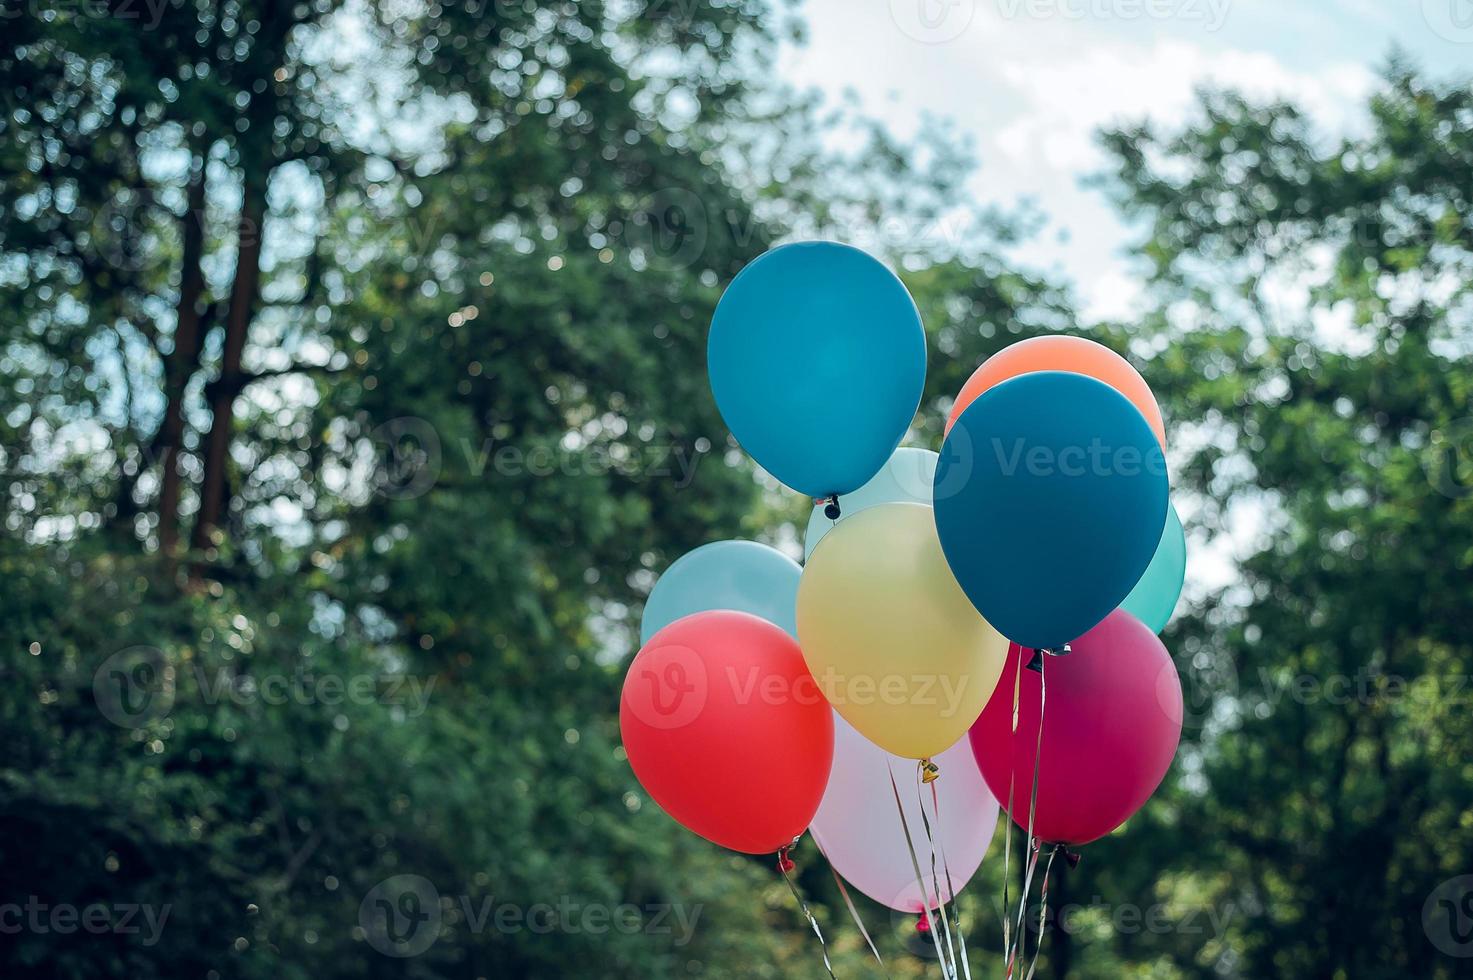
[0,3,807,977]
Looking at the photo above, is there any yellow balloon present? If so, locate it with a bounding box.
[797,501,1008,759]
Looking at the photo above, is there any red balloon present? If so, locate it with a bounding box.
[967,610,1182,845]
[620,610,834,854]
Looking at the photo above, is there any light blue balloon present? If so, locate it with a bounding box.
[708,242,927,499]
[639,540,801,646]
[1119,502,1186,633]
[933,371,1169,650]
[803,447,937,560]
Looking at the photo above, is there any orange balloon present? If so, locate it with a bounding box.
[945,335,1166,449]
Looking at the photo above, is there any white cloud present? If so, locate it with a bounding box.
[993,40,1375,175]
[783,2,1385,323]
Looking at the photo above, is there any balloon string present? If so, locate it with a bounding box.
[1007,651,1048,976]
[826,861,889,975]
[1000,644,1024,967]
[886,760,950,976]
[913,763,960,977]
[1023,845,1061,980]
[777,839,837,980]
[1005,839,1043,978]
[928,775,974,980]
[1023,648,1047,865]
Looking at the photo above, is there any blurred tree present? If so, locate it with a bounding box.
[0,2,804,977]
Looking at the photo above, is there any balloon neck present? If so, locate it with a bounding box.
[776,835,801,874]
[920,758,940,784]
[823,494,841,520]
[1036,839,1083,868]
[915,912,931,934]
[1023,643,1072,673]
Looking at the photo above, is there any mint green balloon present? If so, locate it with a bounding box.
[803,447,936,561]
[1119,502,1186,633]
[640,540,800,646]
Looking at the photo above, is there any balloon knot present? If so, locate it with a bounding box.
[920,758,940,783]
[915,912,930,934]
[777,847,795,875]
[1061,845,1082,869]
[823,494,841,520]
[1027,644,1074,672]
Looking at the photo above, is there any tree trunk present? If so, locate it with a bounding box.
[156,157,208,562]
[190,175,265,557]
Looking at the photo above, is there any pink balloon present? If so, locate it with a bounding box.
[968,610,1183,846]
[810,712,999,912]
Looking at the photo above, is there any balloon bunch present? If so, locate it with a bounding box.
[619,242,1188,972]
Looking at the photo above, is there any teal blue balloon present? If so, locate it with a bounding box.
[708,242,926,498]
[1119,503,1186,633]
[933,371,1169,649]
[640,541,801,646]
[803,447,936,560]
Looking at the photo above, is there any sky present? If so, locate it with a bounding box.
[780,0,1473,322]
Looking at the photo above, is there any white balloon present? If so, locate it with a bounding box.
[809,711,999,912]
[804,447,937,561]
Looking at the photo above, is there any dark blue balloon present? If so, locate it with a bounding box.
[708,242,926,498]
[932,371,1169,649]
